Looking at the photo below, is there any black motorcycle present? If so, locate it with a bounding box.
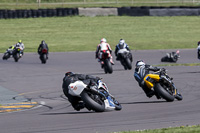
[39,48,48,64]
[161,50,180,63]
[12,46,23,62]
[116,49,132,70]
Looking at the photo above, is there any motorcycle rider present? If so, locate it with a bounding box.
[38,40,49,59]
[95,38,114,68]
[115,39,133,62]
[62,72,101,111]
[197,41,200,59]
[134,60,161,98]
[14,40,25,56]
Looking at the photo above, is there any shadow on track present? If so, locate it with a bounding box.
[120,100,166,105]
[40,111,97,115]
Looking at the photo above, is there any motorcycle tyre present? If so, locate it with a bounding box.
[13,53,20,62]
[104,59,113,74]
[161,56,168,62]
[2,53,10,60]
[175,93,183,101]
[81,90,105,112]
[113,99,122,111]
[125,58,132,70]
[40,54,47,64]
[154,83,174,102]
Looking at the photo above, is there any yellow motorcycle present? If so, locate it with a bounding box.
[144,68,182,102]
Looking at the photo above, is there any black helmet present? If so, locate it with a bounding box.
[41,40,45,44]
[65,72,74,77]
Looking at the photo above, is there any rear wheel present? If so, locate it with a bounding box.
[104,59,113,74]
[40,54,47,64]
[154,83,174,102]
[81,90,105,112]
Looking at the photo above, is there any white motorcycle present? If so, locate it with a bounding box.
[68,80,122,112]
[117,49,132,70]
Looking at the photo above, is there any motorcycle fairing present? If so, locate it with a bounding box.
[68,81,87,96]
[144,74,160,89]
[104,96,115,110]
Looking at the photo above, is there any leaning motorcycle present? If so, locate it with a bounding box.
[161,50,180,63]
[12,46,23,62]
[144,68,182,102]
[39,48,48,64]
[197,46,200,59]
[100,50,113,74]
[117,49,132,70]
[68,80,122,112]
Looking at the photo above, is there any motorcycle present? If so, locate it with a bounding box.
[161,50,180,63]
[197,45,200,59]
[12,46,23,62]
[68,80,122,112]
[100,50,113,74]
[117,49,132,70]
[144,68,182,102]
[39,48,48,64]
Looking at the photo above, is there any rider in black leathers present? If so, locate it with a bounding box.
[38,40,49,59]
[134,60,160,98]
[62,72,101,111]
[115,39,132,62]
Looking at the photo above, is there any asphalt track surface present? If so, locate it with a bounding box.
[0,49,200,133]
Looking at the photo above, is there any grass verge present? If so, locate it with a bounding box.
[153,63,200,67]
[116,125,200,133]
[0,16,200,53]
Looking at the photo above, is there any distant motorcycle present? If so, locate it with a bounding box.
[144,68,182,102]
[100,50,113,74]
[12,46,23,62]
[2,46,14,60]
[39,48,48,64]
[68,80,122,112]
[161,50,180,63]
[197,45,200,59]
[116,49,132,70]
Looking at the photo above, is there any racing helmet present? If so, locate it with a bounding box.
[100,38,107,43]
[18,40,22,43]
[136,60,145,67]
[119,39,125,45]
[65,72,74,77]
[41,40,45,44]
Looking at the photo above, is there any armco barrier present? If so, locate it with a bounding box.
[0,7,200,19]
[0,8,78,19]
[117,7,149,16]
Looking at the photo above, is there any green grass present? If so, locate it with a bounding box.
[1,0,200,9]
[0,16,200,53]
[154,63,200,67]
[116,125,200,133]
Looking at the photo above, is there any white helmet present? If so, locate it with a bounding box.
[119,39,125,45]
[100,38,107,43]
[136,60,145,67]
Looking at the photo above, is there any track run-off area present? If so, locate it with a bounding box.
[0,49,199,133]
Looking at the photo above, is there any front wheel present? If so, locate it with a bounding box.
[81,90,105,112]
[154,83,174,102]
